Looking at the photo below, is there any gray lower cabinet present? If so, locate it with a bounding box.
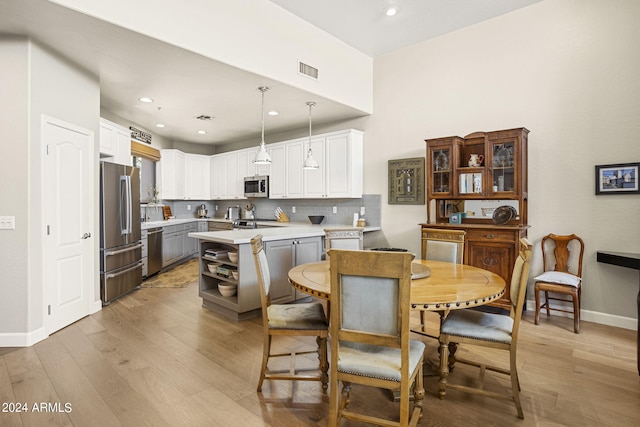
[197,235,322,321]
[197,221,208,232]
[162,222,198,268]
[264,237,323,304]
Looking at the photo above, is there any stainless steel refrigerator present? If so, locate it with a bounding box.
[100,161,143,305]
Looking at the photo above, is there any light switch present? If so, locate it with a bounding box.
[0,216,15,229]
[292,206,296,213]
[360,206,365,216]
[332,206,337,214]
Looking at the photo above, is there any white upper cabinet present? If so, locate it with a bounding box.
[268,143,286,199]
[185,154,211,200]
[157,149,185,200]
[99,118,131,166]
[269,129,363,199]
[303,129,364,198]
[323,130,363,198]
[157,129,362,201]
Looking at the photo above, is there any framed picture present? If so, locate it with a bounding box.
[595,163,640,194]
[388,157,425,204]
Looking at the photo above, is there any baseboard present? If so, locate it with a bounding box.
[91,300,103,314]
[0,327,48,347]
[525,299,636,331]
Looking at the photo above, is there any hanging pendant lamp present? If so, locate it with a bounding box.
[303,101,319,170]
[253,86,272,165]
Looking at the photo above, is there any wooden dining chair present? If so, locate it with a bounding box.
[324,227,364,251]
[250,234,329,392]
[328,249,425,427]
[415,228,466,339]
[437,238,532,419]
[534,233,585,333]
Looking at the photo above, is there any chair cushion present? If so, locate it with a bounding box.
[337,340,425,382]
[267,302,328,330]
[441,309,513,344]
[534,271,581,287]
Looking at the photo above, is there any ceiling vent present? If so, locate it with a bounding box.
[195,115,213,121]
[298,60,319,80]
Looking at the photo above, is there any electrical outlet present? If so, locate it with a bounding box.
[292,206,296,213]
[360,206,365,216]
[332,206,337,214]
[187,204,191,211]
[0,216,15,230]
[215,205,218,211]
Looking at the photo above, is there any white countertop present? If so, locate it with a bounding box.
[141,218,231,230]
[188,225,380,244]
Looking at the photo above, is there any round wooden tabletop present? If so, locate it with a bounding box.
[288,259,506,311]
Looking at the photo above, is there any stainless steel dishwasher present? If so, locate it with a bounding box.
[147,227,163,277]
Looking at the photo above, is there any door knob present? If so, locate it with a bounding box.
[82,232,92,239]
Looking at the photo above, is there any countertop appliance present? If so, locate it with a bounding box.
[100,162,142,305]
[226,206,240,220]
[197,204,208,218]
[244,175,269,198]
[147,227,163,277]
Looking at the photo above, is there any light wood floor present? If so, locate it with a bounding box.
[1,267,638,426]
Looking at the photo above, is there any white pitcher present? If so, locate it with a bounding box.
[468,154,484,167]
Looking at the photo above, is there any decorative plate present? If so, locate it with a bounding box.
[492,205,514,225]
[411,264,431,280]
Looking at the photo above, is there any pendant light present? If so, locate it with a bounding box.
[253,86,272,165]
[303,101,319,170]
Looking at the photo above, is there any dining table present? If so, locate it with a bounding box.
[287,259,506,390]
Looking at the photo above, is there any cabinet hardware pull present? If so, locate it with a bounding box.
[486,234,495,239]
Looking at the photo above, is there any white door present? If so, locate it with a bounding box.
[43,116,94,335]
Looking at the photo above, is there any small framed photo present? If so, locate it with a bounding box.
[595,163,640,194]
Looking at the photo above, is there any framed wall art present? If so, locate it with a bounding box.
[388,157,425,204]
[595,162,640,195]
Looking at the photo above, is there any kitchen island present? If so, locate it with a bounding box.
[189,225,379,321]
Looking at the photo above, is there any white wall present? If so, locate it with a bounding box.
[51,0,373,114]
[368,0,640,325]
[0,37,100,345]
[0,36,29,333]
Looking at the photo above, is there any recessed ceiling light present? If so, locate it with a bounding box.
[197,130,207,135]
[384,5,400,16]
[155,123,166,128]
[268,110,279,116]
[138,97,154,103]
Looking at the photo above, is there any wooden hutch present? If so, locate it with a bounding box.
[421,127,529,310]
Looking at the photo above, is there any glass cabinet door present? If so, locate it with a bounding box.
[490,141,516,194]
[430,147,451,195]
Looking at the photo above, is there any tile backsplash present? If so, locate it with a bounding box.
[143,194,381,227]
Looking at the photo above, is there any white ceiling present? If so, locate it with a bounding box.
[0,0,539,146]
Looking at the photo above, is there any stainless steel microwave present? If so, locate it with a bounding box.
[244,176,269,198]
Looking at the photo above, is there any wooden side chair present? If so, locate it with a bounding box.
[415,228,466,339]
[328,249,425,427]
[534,233,585,333]
[437,238,532,419]
[324,227,364,251]
[250,234,329,392]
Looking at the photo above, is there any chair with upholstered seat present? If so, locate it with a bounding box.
[415,228,466,339]
[250,234,329,392]
[324,227,364,251]
[534,233,585,334]
[328,249,424,427]
[437,238,532,419]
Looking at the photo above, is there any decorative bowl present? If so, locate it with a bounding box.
[308,215,325,224]
[218,283,237,297]
[207,263,219,273]
[231,270,239,280]
[227,251,239,263]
